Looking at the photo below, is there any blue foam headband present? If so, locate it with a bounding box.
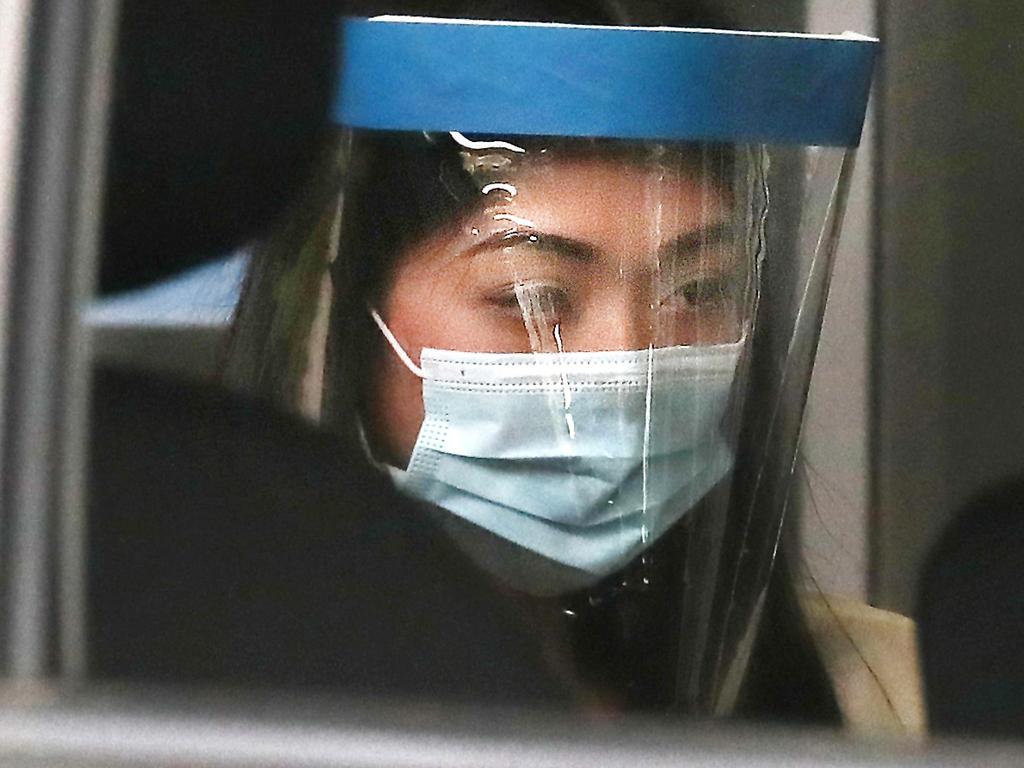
[334,17,876,147]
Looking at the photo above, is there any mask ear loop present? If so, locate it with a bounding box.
[369,308,432,380]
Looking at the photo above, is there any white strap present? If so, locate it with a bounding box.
[369,308,431,379]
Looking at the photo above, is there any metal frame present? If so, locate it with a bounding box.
[0,690,1021,768]
[0,0,35,684]
[0,0,119,680]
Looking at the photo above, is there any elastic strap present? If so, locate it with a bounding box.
[369,308,431,379]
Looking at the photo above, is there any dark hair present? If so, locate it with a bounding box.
[225,0,841,725]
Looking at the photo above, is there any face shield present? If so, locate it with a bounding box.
[227,16,876,716]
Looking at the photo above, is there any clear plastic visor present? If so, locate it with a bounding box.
[227,127,856,716]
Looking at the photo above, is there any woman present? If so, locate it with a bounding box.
[225,1,904,731]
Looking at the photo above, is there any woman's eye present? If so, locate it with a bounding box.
[490,283,571,316]
[665,275,736,308]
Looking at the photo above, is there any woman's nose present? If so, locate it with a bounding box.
[575,290,655,351]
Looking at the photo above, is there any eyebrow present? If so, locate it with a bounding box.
[465,221,733,265]
[657,222,734,264]
[466,229,598,263]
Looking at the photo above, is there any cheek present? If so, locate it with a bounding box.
[365,342,425,469]
[386,245,537,353]
[363,254,477,468]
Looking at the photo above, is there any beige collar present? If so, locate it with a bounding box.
[801,593,927,739]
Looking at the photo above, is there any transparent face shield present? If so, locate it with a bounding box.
[353,133,754,590]
[226,17,875,716]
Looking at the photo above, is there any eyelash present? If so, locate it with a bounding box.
[491,277,737,308]
[490,283,570,315]
[662,274,738,308]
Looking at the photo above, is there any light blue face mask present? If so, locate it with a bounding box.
[371,310,741,582]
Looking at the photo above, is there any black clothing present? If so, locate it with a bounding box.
[919,476,1024,739]
[88,366,572,705]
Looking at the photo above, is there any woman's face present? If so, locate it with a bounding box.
[365,155,744,467]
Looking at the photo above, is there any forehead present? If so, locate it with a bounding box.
[473,155,733,242]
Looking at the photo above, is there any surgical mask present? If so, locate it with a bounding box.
[370,310,742,583]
